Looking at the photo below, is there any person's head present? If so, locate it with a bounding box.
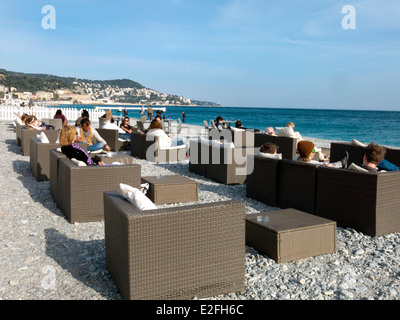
[149,119,162,130]
[266,127,275,135]
[123,117,130,124]
[81,110,89,118]
[105,109,113,119]
[297,140,315,161]
[364,142,386,165]
[155,114,162,122]
[55,109,62,116]
[235,120,242,127]
[260,142,278,154]
[80,118,91,131]
[25,115,37,126]
[59,125,76,147]
[216,116,223,123]
[286,122,295,129]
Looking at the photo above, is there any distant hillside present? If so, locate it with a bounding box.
[0,68,221,107]
[0,69,145,92]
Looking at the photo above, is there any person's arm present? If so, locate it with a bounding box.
[91,127,110,151]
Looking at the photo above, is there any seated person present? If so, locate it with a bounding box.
[53,109,68,125]
[24,115,50,130]
[140,114,162,135]
[215,116,226,131]
[235,120,261,132]
[265,127,276,135]
[75,109,89,127]
[146,119,184,149]
[361,142,387,173]
[76,118,111,153]
[102,117,130,141]
[297,140,348,168]
[59,125,104,166]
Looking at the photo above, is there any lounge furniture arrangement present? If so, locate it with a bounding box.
[130,132,186,163]
[246,208,336,263]
[246,142,400,237]
[104,190,245,300]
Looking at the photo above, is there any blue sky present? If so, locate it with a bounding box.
[0,0,399,110]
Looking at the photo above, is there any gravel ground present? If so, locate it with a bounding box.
[1,120,400,301]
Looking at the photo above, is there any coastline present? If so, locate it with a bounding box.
[1,120,399,301]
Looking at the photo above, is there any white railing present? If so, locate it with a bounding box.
[0,105,107,122]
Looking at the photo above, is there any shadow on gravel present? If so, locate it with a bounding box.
[44,228,122,300]
[5,138,22,154]
[12,160,64,218]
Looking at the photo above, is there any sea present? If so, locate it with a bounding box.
[57,105,400,148]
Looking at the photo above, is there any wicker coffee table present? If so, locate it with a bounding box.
[246,208,336,263]
[141,175,198,204]
[93,153,134,165]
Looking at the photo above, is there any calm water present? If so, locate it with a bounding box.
[61,105,400,148]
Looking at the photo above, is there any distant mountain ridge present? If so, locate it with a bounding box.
[0,68,221,106]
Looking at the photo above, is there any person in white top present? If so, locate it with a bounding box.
[146,119,185,149]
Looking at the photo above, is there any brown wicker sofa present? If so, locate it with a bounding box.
[30,138,60,181]
[130,132,186,163]
[189,138,257,185]
[103,190,245,300]
[53,155,141,223]
[246,156,319,213]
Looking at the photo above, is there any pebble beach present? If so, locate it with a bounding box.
[1,120,400,301]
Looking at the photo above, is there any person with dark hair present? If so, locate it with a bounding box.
[182,112,186,123]
[260,142,279,154]
[76,118,110,153]
[54,109,68,125]
[215,116,225,131]
[75,109,90,126]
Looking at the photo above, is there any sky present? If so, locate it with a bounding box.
[0,0,399,110]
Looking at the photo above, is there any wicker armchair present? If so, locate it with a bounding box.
[189,138,257,185]
[316,166,400,237]
[30,138,60,181]
[16,125,24,146]
[104,190,245,300]
[96,128,128,151]
[55,157,141,223]
[130,132,186,163]
[21,128,60,156]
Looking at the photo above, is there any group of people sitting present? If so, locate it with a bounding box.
[259,139,399,173]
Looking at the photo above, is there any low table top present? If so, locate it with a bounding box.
[142,175,197,186]
[246,208,336,233]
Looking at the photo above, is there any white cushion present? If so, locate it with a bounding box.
[351,139,367,147]
[36,132,50,143]
[119,183,157,211]
[230,127,245,132]
[257,149,282,159]
[71,158,87,166]
[275,126,297,138]
[348,163,368,172]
